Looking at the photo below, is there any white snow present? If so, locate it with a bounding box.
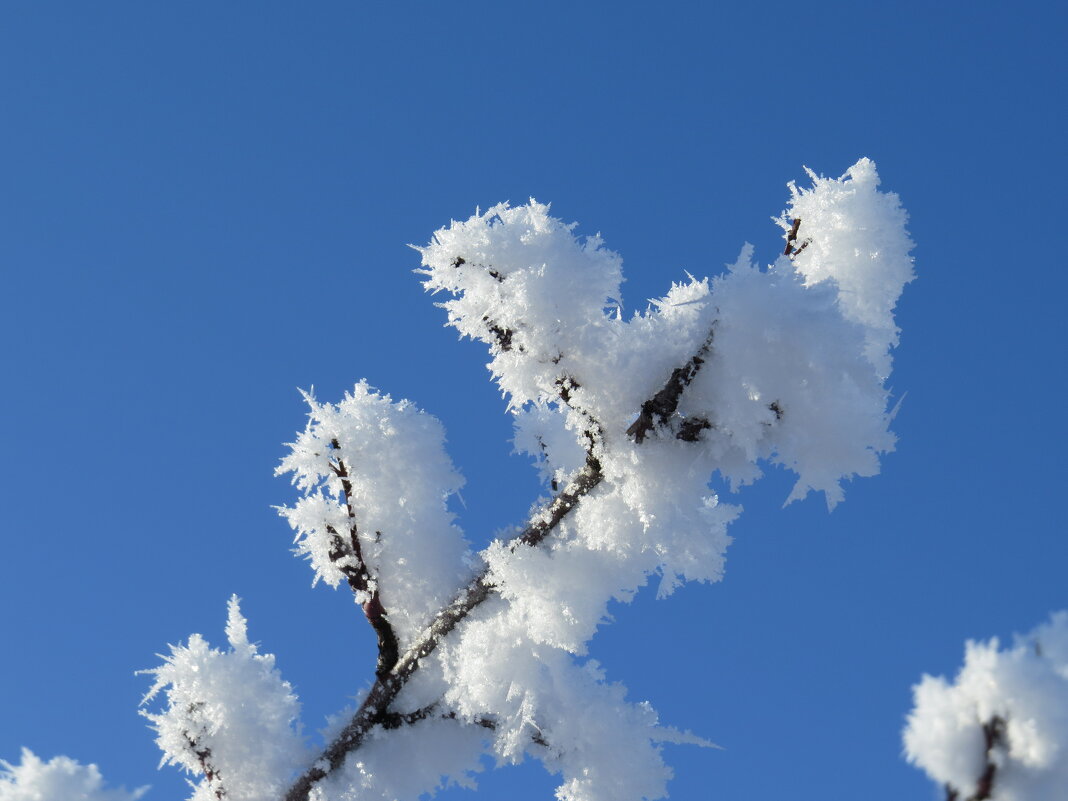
[904,612,1068,800]
[139,596,308,801]
[0,750,147,801]
[5,159,918,801]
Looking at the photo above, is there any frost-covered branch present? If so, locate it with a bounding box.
[182,727,226,800]
[626,326,715,444]
[48,158,917,801]
[325,439,399,678]
[905,612,1068,801]
[941,715,1005,801]
[282,441,612,801]
[782,217,809,258]
[139,597,307,801]
[273,160,914,801]
[281,323,718,800]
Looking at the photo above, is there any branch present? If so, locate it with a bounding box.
[283,461,601,801]
[284,337,713,801]
[783,217,808,258]
[378,702,442,730]
[457,712,550,749]
[380,703,551,749]
[182,728,225,800]
[944,716,1006,801]
[626,327,715,443]
[451,256,516,352]
[327,438,399,679]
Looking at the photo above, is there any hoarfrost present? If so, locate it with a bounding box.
[5,159,917,801]
[904,612,1068,800]
[277,382,471,645]
[139,597,307,800]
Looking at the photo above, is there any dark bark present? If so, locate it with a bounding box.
[944,716,1006,801]
[483,318,514,352]
[783,217,808,257]
[626,328,715,443]
[675,417,711,442]
[183,723,226,800]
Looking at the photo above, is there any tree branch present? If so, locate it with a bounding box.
[327,438,399,679]
[283,460,601,801]
[783,217,808,257]
[626,327,715,443]
[944,716,1006,801]
[284,336,714,801]
[379,702,550,750]
[182,717,225,800]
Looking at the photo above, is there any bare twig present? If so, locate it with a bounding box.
[783,218,801,256]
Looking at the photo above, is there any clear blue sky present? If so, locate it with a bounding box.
[2,3,1065,799]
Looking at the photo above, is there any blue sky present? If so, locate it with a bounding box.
[1,2,1065,799]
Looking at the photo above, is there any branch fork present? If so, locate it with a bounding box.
[284,328,717,801]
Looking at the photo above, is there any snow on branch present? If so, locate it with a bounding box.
[276,383,471,651]
[625,326,715,444]
[139,597,307,801]
[269,160,915,801]
[904,612,1068,801]
[4,159,916,801]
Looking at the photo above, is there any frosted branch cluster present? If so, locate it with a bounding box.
[9,160,935,801]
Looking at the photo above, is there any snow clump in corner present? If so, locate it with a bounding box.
[0,749,147,801]
[904,611,1068,800]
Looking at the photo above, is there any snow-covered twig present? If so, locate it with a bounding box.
[283,335,713,801]
[325,438,399,678]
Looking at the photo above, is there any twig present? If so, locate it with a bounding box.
[972,716,1005,800]
[675,417,711,442]
[626,327,715,443]
[444,710,550,749]
[483,317,514,351]
[944,716,1006,801]
[327,439,399,678]
[783,217,808,257]
[453,256,514,349]
[182,727,225,800]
